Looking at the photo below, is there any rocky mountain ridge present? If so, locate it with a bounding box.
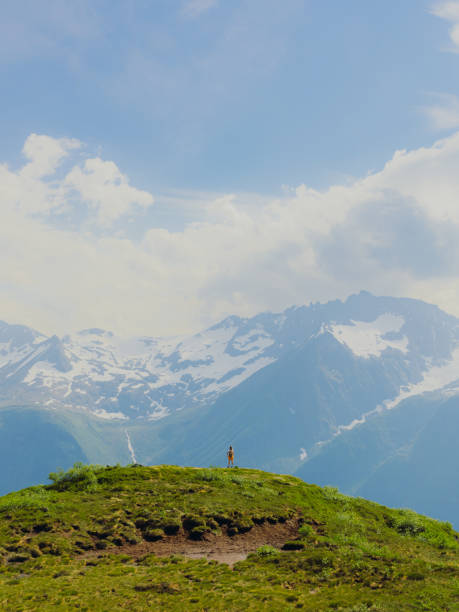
[2,291,459,430]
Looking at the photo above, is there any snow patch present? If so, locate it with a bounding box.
[329,314,408,358]
[6,344,49,377]
[9,312,280,419]
[384,346,459,409]
[232,328,274,352]
[92,408,128,421]
[318,346,459,446]
[147,403,170,420]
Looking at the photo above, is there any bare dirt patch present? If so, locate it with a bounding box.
[84,518,300,566]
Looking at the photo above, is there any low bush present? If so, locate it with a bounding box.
[256,545,279,557]
[298,524,313,538]
[198,469,226,483]
[48,462,104,491]
[322,486,347,502]
[396,518,425,536]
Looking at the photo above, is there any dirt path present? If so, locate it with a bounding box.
[84,518,300,566]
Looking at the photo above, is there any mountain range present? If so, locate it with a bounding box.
[2,291,459,525]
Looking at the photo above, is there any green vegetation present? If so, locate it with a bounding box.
[0,464,458,610]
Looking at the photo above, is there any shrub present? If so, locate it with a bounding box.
[397,518,425,536]
[335,509,363,528]
[425,532,457,550]
[198,469,226,483]
[389,510,425,536]
[48,463,103,491]
[322,486,345,502]
[228,475,245,486]
[256,545,279,557]
[298,524,313,538]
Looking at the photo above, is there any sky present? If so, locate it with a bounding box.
[2,0,459,337]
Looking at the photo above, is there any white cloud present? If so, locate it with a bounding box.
[3,132,459,337]
[20,133,81,179]
[180,0,218,18]
[0,133,80,216]
[0,134,154,225]
[432,0,459,20]
[431,1,459,50]
[64,158,154,226]
[423,93,459,130]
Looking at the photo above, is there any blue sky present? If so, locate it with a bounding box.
[1,0,454,194]
[2,0,459,336]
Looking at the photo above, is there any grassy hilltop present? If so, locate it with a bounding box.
[0,464,458,610]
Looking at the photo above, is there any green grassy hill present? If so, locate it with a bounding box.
[0,464,458,611]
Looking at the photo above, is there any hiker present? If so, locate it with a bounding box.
[227,445,234,467]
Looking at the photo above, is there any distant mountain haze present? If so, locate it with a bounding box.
[1,292,459,525]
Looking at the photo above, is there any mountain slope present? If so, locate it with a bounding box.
[356,393,459,522]
[0,407,86,493]
[0,464,458,611]
[155,330,415,472]
[296,390,459,526]
[151,293,459,473]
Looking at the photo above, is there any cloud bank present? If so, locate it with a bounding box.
[431,1,459,50]
[2,132,459,337]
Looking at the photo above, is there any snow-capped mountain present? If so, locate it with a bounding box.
[156,292,459,471]
[2,291,459,429]
[4,290,459,528]
[0,309,307,420]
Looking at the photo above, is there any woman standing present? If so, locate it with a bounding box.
[227,445,234,467]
